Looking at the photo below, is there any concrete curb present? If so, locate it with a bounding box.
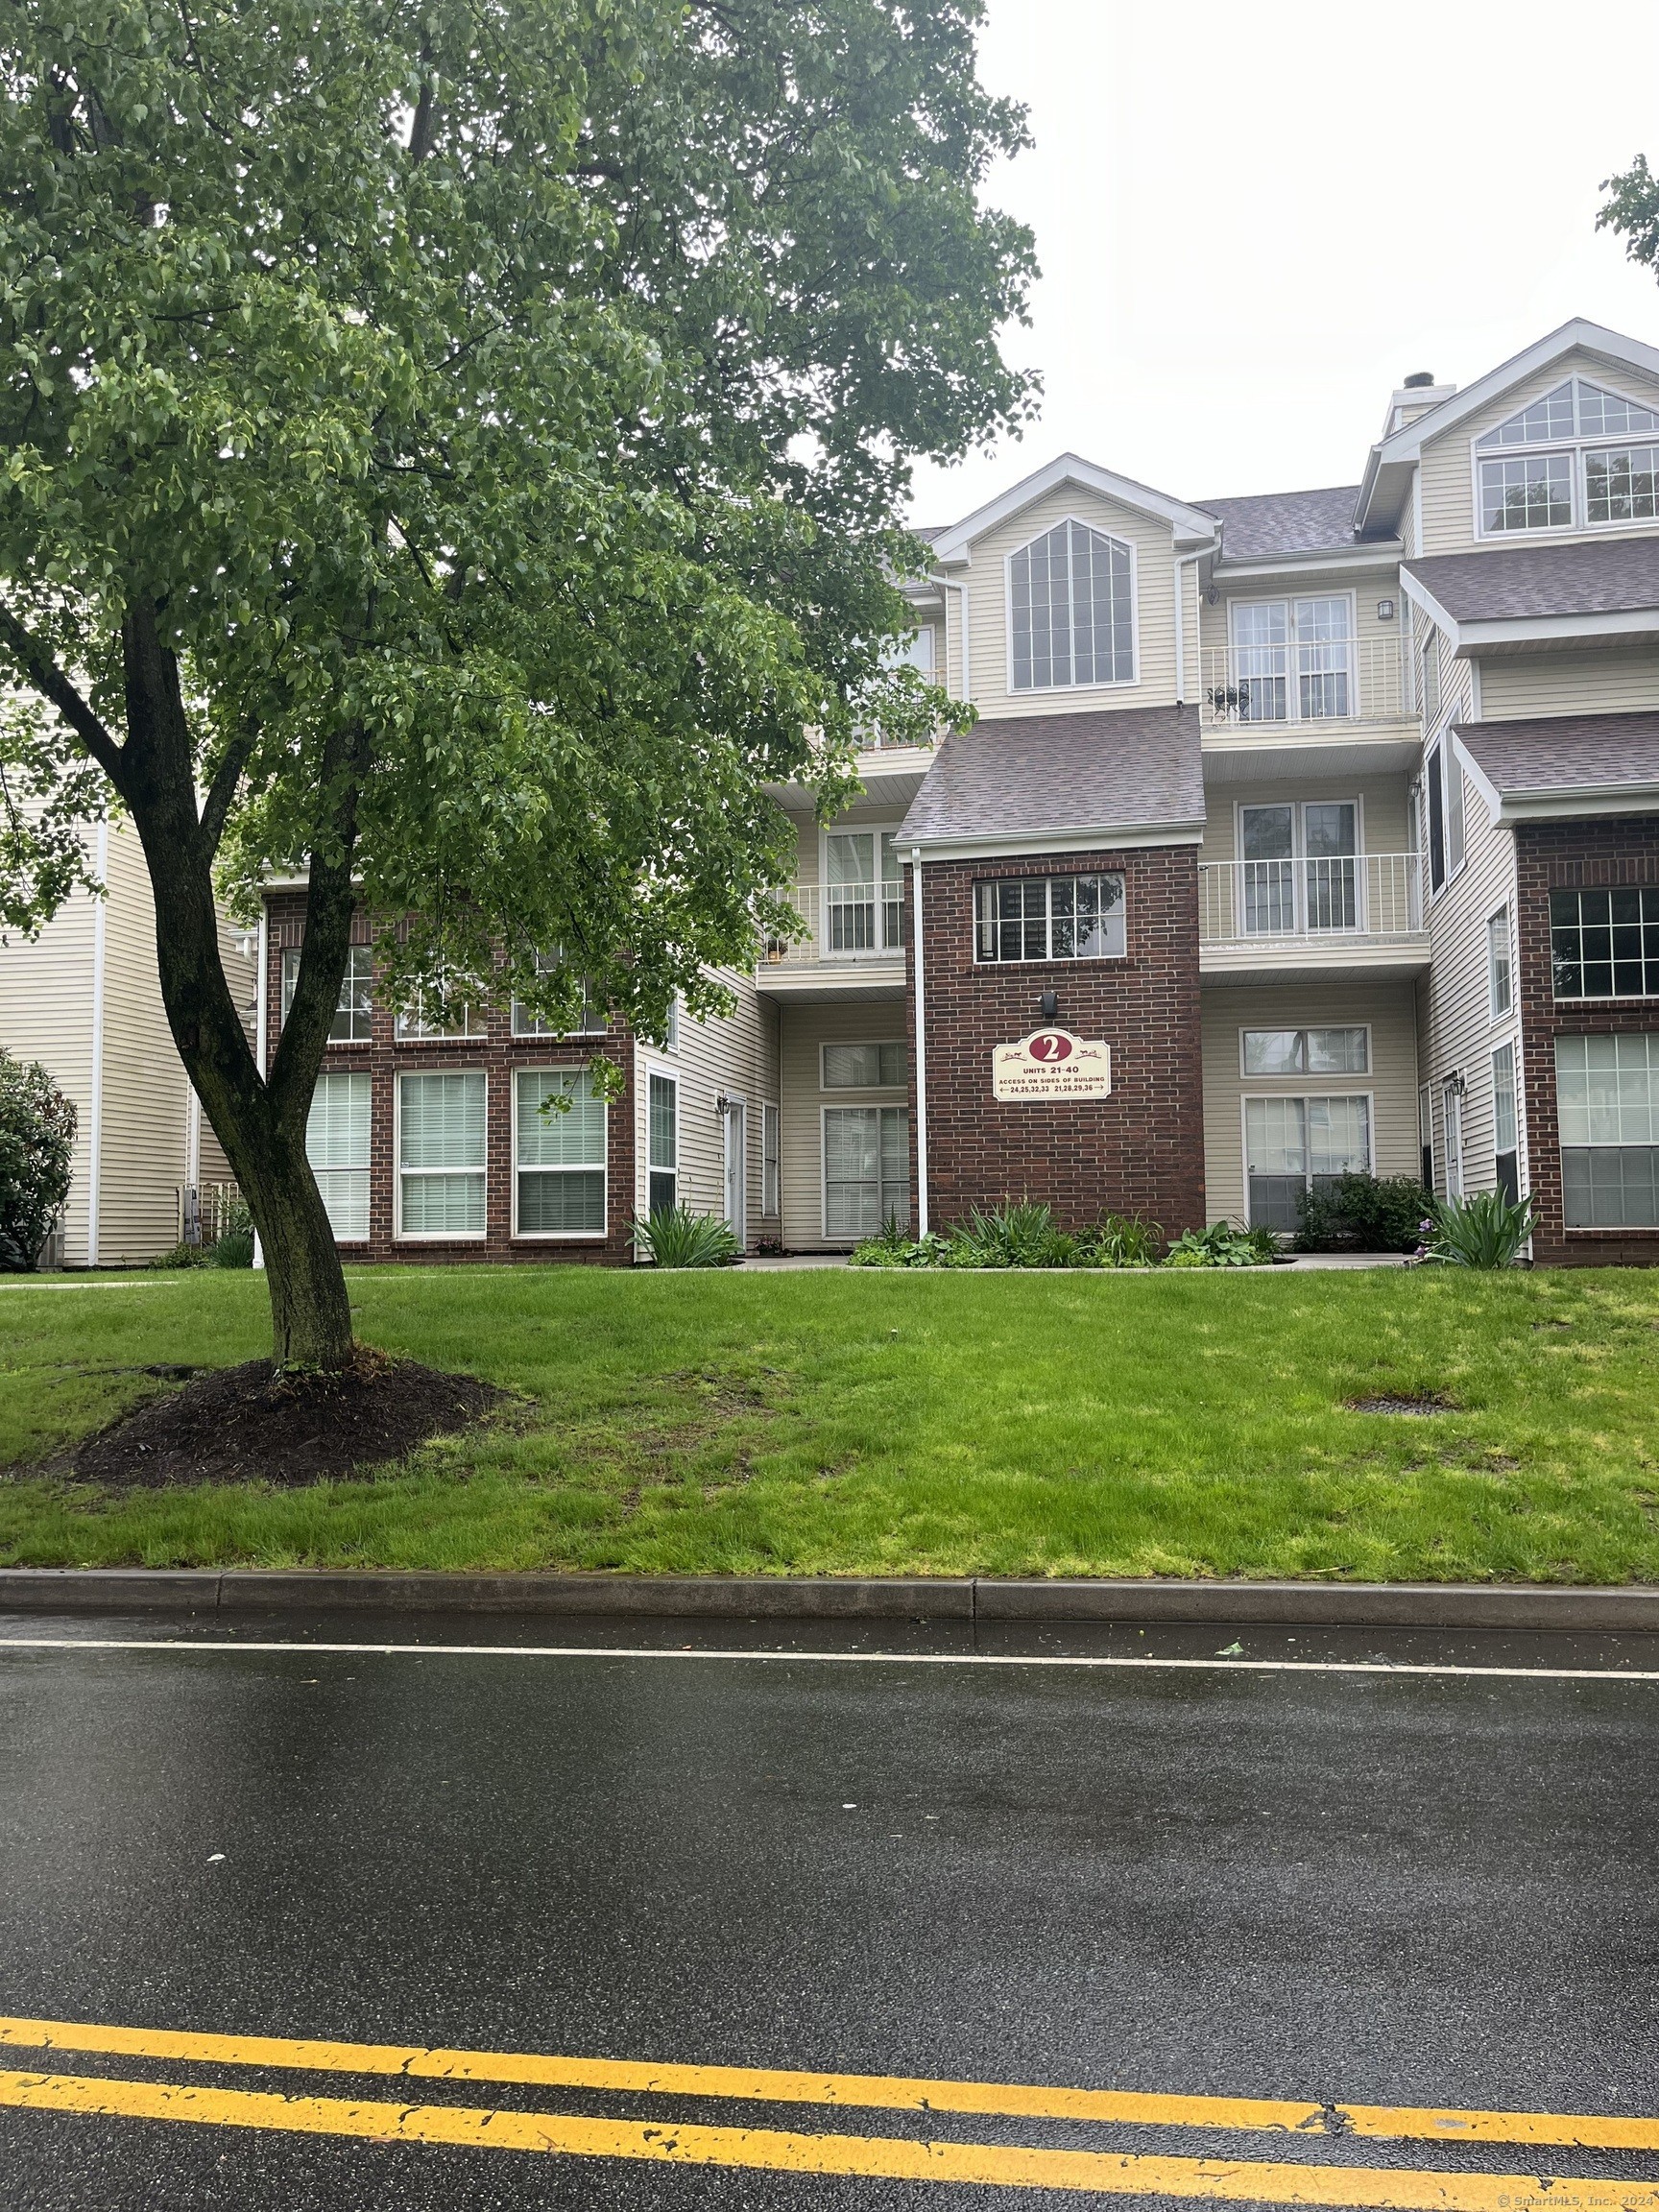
[1,1569,1658,1631]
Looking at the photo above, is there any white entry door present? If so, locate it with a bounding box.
[724,1097,747,1249]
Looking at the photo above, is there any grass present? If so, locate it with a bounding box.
[1,1264,1658,1581]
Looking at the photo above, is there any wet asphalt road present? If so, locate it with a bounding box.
[0,1610,1656,2209]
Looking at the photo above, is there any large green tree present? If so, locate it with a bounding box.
[0,0,1033,1364]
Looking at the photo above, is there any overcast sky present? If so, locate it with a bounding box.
[905,0,1659,528]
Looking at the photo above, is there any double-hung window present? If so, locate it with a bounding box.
[1551,886,1659,998]
[824,830,903,955]
[1424,743,1463,894]
[1556,1035,1659,1227]
[1244,1095,1371,1233]
[824,1106,909,1239]
[398,1072,486,1238]
[1443,1079,1465,1200]
[281,945,373,1041]
[974,873,1126,962]
[1478,375,1659,536]
[1488,905,1513,1016]
[396,980,486,1041]
[823,1041,907,1089]
[306,1070,372,1241]
[1009,518,1134,690]
[515,1069,606,1235]
[511,951,606,1037]
[646,1071,678,1216]
[762,1102,781,1217]
[1230,598,1355,724]
[1492,1043,1521,1206]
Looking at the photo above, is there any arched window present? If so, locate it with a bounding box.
[1009,519,1134,690]
[1475,375,1659,535]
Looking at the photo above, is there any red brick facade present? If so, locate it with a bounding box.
[1514,817,1659,1266]
[905,845,1206,1238]
[263,894,637,1264]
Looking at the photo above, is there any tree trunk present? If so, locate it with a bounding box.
[223,1115,356,1370]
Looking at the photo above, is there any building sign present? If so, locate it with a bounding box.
[992,1028,1113,1101]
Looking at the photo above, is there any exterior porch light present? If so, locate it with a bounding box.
[1039,990,1059,1022]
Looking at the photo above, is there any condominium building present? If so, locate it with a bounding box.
[262,318,1659,1265]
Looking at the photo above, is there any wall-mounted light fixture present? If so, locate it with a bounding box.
[1377,598,1397,621]
[1039,990,1059,1022]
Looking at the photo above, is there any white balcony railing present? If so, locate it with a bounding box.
[763,880,905,969]
[1200,638,1407,730]
[1199,854,1423,948]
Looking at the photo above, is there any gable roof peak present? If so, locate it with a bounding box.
[927,451,1220,565]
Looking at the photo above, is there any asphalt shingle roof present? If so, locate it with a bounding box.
[1407,538,1659,623]
[899,706,1205,848]
[1195,486,1380,560]
[1456,710,1659,798]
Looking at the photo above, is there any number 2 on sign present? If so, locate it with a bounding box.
[1027,1031,1073,1063]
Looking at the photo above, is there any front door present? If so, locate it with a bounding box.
[724,1098,747,1250]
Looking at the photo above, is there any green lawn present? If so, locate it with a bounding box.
[1,1264,1657,1581]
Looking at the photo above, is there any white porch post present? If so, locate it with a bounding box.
[911,845,928,1239]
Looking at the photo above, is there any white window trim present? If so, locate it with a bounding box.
[819,1040,909,1092]
[1443,1078,1465,1201]
[1224,590,1361,723]
[1547,882,1659,1001]
[971,870,1129,966]
[1238,1091,1376,1230]
[1491,1038,1523,1172]
[510,1064,608,1242]
[761,1099,781,1220]
[307,1069,373,1245]
[820,1100,910,1244]
[1236,1023,1372,1081]
[1002,513,1141,698]
[1232,794,1366,865]
[1424,738,1467,902]
[395,1069,490,1243]
[281,943,375,1045]
[641,1060,679,1220]
[1469,373,1659,542]
[817,823,907,959]
[1487,902,1513,1022]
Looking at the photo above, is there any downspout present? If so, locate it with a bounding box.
[85,821,108,1268]
[910,845,928,1239]
[1172,555,1188,702]
[252,905,268,1270]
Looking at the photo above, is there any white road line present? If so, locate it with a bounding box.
[0,1638,1654,1683]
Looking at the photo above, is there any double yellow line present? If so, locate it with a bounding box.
[1,2014,1654,2204]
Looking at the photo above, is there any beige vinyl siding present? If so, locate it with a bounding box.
[1198,567,1407,727]
[778,997,907,1248]
[1198,776,1412,871]
[0,823,99,1264]
[1418,351,1659,556]
[1417,752,1524,1206]
[1202,979,1421,1228]
[635,974,780,1248]
[1477,647,1659,721]
[93,819,193,1263]
[955,484,1179,721]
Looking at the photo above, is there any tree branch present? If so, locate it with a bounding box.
[200,718,258,854]
[0,599,128,791]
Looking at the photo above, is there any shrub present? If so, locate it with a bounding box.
[1164,1222,1278,1268]
[1079,1214,1164,1268]
[1421,1190,1534,1268]
[0,1049,76,1271]
[210,1231,255,1268]
[850,1216,930,1267]
[631,1206,741,1268]
[943,1200,1078,1269]
[1296,1172,1433,1254]
[153,1240,210,1269]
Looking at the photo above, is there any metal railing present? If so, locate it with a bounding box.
[1198,854,1423,947]
[1200,637,1407,729]
[762,880,905,968]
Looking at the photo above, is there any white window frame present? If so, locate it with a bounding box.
[1443,1078,1465,1201]
[281,943,374,1043]
[1488,903,1513,1020]
[1555,1034,1659,1232]
[818,823,906,959]
[761,1100,781,1219]
[1003,514,1140,697]
[820,1040,908,1092]
[395,982,488,1042]
[1225,591,1360,726]
[395,1070,489,1243]
[821,1101,910,1242]
[510,951,607,1039]
[1470,373,1659,542]
[1237,1025,1371,1079]
[1232,796,1366,937]
[973,871,1128,964]
[643,1063,679,1219]
[1424,740,1465,901]
[1239,1092,1376,1231]
[1491,1040,1522,1199]
[306,1070,373,1244]
[511,1065,608,1241]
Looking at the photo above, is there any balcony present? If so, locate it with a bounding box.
[758,880,907,998]
[1198,854,1429,978]
[1200,639,1407,733]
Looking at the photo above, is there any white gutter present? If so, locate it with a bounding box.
[252,906,268,1270]
[85,821,108,1268]
[910,845,928,1241]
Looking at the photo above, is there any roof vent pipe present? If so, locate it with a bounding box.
[1403,372,1435,389]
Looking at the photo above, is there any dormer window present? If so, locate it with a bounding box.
[1009,519,1135,690]
[1476,374,1659,535]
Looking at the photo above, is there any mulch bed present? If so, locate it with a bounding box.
[70,1351,509,1489]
